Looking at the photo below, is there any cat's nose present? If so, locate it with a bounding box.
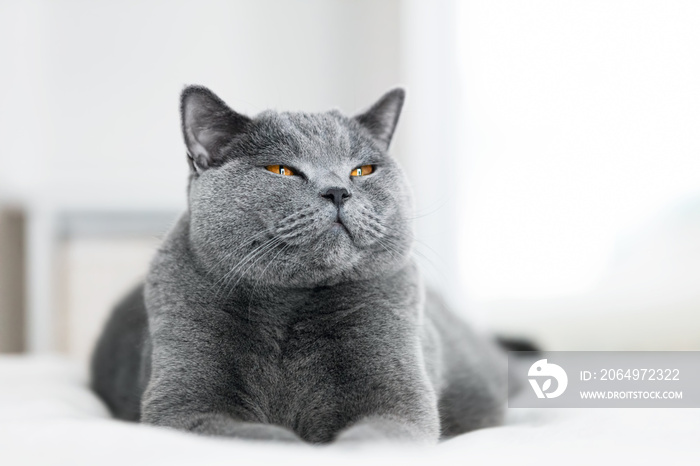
[321,187,351,208]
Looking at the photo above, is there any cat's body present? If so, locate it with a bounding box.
[91,87,507,443]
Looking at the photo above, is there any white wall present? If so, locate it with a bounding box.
[0,0,401,211]
[398,0,464,312]
[456,1,700,349]
[457,0,700,300]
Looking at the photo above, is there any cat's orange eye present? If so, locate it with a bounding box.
[351,165,374,177]
[266,165,295,176]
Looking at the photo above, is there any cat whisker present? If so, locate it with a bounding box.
[212,235,283,301]
[220,236,287,302]
[203,229,273,280]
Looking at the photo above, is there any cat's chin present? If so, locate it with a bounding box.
[318,226,353,252]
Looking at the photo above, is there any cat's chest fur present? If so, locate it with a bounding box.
[217,283,420,441]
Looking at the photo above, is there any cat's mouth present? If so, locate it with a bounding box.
[332,220,349,230]
[330,217,351,236]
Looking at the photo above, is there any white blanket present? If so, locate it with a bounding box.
[1,356,697,466]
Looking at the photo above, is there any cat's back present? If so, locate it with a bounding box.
[91,283,151,421]
[421,287,507,438]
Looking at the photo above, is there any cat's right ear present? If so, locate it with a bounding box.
[354,88,405,152]
[181,86,251,174]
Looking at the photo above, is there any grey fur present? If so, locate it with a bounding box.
[91,86,507,444]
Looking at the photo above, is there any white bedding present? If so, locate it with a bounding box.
[1,356,697,466]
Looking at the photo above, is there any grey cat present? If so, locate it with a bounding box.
[91,86,508,444]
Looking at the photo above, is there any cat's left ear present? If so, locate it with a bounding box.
[181,85,251,174]
[354,88,405,151]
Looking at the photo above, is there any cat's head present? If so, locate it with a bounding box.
[182,86,413,288]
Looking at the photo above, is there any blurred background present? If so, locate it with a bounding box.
[1,0,699,367]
